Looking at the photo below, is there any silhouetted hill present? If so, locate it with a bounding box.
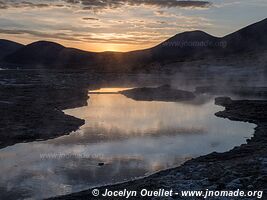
[124,18,267,68]
[148,30,221,61]
[4,41,65,65]
[109,30,221,70]
[2,18,267,71]
[222,18,267,54]
[3,41,100,68]
[3,41,127,71]
[0,39,24,59]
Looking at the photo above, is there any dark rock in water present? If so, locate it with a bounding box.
[120,84,195,102]
[98,163,105,166]
[215,97,232,106]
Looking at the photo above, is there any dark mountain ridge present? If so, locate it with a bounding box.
[0,39,24,59]
[3,41,99,68]
[147,30,221,61]
[1,18,267,71]
[222,18,267,54]
[2,40,127,71]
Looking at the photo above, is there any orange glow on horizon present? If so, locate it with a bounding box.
[57,41,156,52]
[0,35,156,53]
[90,88,133,93]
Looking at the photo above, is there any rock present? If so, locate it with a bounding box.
[226,178,242,189]
[120,85,195,102]
[215,97,232,106]
[247,185,254,189]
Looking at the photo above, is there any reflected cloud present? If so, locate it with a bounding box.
[49,126,205,145]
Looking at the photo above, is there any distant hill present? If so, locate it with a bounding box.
[111,18,267,70]
[3,41,99,68]
[0,39,24,59]
[131,18,267,64]
[1,18,267,71]
[143,30,221,62]
[222,18,267,54]
[2,40,127,71]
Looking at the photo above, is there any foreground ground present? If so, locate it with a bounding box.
[0,70,92,148]
[51,97,267,200]
[0,62,266,199]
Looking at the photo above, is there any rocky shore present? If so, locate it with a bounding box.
[51,97,267,200]
[0,70,92,149]
[0,70,172,149]
[1,69,266,199]
[0,70,174,149]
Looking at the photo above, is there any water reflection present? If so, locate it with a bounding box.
[0,88,255,199]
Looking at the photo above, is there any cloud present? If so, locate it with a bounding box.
[0,1,8,9]
[82,17,99,21]
[0,28,78,41]
[65,0,212,10]
[0,1,62,9]
[0,28,168,45]
[0,0,214,51]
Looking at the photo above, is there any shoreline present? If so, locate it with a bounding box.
[50,97,267,200]
[0,70,92,149]
[1,69,266,199]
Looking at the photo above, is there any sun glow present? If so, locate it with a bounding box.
[82,43,153,52]
[90,88,133,93]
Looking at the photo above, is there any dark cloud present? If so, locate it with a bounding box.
[0,0,211,10]
[0,1,57,9]
[66,0,212,10]
[82,17,99,21]
[0,28,77,41]
[0,28,165,45]
[13,1,50,8]
[0,1,8,9]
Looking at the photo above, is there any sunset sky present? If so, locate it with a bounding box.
[0,0,266,52]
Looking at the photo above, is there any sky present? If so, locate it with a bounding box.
[0,0,266,52]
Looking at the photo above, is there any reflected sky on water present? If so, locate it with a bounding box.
[0,88,255,199]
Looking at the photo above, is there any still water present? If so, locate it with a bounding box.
[0,88,255,199]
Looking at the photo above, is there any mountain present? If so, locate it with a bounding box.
[3,41,98,68]
[1,18,267,71]
[107,31,221,70]
[134,18,267,64]
[222,18,267,54]
[116,18,267,69]
[2,41,127,71]
[0,39,24,59]
[145,30,221,61]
